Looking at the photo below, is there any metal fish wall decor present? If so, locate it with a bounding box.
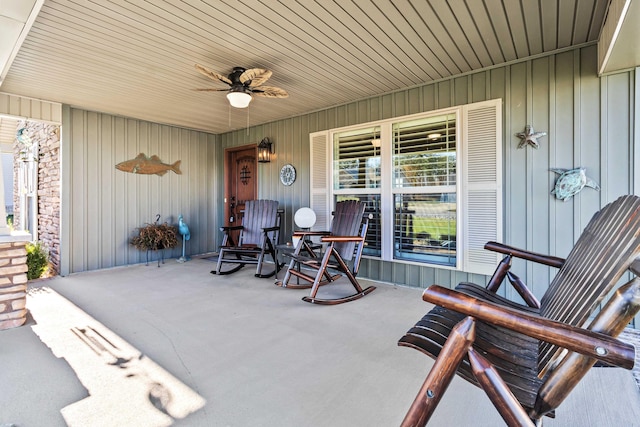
[116,153,181,176]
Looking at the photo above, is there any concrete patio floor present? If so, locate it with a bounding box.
[1,257,640,426]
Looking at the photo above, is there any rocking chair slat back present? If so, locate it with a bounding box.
[538,195,640,373]
[330,200,366,262]
[241,200,280,246]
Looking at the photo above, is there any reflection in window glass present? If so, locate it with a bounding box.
[393,114,456,188]
[334,127,381,189]
[394,193,456,266]
[335,194,381,257]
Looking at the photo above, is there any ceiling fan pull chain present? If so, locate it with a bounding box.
[246,106,250,135]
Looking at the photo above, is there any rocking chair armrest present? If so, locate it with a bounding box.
[321,235,364,243]
[484,241,565,268]
[219,225,244,232]
[423,285,636,369]
[293,231,331,238]
[262,225,280,232]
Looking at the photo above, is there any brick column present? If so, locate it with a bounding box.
[0,233,31,330]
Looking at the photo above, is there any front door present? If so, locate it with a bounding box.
[224,145,258,228]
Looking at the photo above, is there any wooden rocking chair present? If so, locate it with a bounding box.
[398,195,640,426]
[275,200,376,304]
[213,199,281,278]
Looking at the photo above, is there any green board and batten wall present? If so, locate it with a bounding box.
[60,108,219,274]
[59,44,637,324]
[219,44,638,310]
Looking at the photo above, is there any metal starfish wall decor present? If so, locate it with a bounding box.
[516,125,546,149]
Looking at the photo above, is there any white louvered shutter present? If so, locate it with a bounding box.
[309,131,331,230]
[462,99,503,275]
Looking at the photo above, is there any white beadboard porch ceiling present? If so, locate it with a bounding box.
[0,0,620,134]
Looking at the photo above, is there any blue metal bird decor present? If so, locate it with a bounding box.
[177,214,191,262]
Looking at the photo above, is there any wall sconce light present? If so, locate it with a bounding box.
[258,137,273,163]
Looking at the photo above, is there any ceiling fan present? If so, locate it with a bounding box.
[194,64,289,108]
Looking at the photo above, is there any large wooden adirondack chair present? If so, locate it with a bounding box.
[213,199,281,278]
[275,200,376,304]
[398,195,640,426]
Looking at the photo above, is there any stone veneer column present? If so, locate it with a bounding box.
[12,121,61,275]
[0,232,31,330]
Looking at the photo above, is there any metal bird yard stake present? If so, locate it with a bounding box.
[177,214,191,262]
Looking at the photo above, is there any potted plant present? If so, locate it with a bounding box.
[130,215,179,266]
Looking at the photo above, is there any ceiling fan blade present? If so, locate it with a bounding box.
[193,88,230,92]
[239,68,272,87]
[195,64,232,85]
[253,86,289,98]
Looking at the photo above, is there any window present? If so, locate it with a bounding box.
[310,99,502,275]
[333,127,382,256]
[392,114,457,266]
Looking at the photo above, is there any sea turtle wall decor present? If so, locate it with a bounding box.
[550,167,600,201]
[516,125,546,149]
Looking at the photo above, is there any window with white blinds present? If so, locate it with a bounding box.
[333,126,382,256]
[392,114,457,265]
[334,126,381,190]
[310,99,502,274]
[393,114,456,188]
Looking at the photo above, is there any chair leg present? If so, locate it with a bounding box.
[334,248,365,294]
[468,347,536,427]
[212,249,244,275]
[275,256,296,286]
[275,240,305,287]
[400,317,476,427]
[307,245,334,299]
[255,238,279,278]
[301,246,376,305]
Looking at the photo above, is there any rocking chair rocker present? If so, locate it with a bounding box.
[213,199,281,278]
[398,195,640,426]
[275,200,376,304]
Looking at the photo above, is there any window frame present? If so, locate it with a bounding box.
[311,99,502,274]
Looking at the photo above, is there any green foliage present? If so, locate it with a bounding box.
[26,241,49,280]
[412,217,456,240]
[130,222,179,251]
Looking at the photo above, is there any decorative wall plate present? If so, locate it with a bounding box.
[280,164,296,186]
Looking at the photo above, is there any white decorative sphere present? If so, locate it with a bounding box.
[294,207,316,229]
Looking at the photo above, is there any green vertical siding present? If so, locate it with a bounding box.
[60,45,636,325]
[219,45,637,314]
[60,107,218,275]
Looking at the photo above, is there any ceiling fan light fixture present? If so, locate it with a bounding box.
[226,90,252,108]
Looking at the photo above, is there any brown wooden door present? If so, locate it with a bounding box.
[224,145,258,227]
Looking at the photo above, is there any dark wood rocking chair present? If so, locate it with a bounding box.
[398,195,640,426]
[275,200,376,304]
[213,199,281,278]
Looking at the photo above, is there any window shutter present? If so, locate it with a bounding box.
[462,100,503,275]
[309,131,331,230]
